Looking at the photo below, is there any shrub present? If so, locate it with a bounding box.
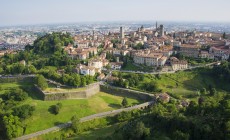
[116,111,132,122]
[50,103,63,115]
[121,97,128,107]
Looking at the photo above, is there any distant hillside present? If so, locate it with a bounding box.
[26,32,73,54]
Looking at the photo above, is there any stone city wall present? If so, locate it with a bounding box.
[100,85,153,102]
[35,82,100,101]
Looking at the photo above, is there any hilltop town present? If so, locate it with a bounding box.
[52,23,230,78]
[0,23,230,140]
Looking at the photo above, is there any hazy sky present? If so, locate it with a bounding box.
[1,0,230,26]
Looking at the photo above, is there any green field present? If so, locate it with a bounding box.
[141,70,214,99]
[25,92,141,134]
[0,81,33,95]
[0,82,141,135]
[122,68,229,100]
[156,69,230,99]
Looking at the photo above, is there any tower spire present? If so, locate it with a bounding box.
[156,21,158,31]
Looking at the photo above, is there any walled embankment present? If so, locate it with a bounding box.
[100,85,154,101]
[35,82,100,101]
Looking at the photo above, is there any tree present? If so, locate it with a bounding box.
[72,74,81,87]
[143,81,159,92]
[11,63,25,74]
[200,88,207,95]
[121,97,128,107]
[198,97,205,106]
[3,88,28,101]
[210,88,217,96]
[116,111,132,122]
[53,105,60,115]
[81,76,86,87]
[71,115,80,133]
[62,74,70,85]
[13,105,35,120]
[36,75,48,90]
[133,122,150,139]
[2,115,23,139]
[85,75,94,85]
[172,130,189,140]
[49,103,62,115]
[28,65,37,74]
[32,32,73,54]
[225,121,230,139]
[0,67,4,74]
[123,80,129,88]
[123,121,150,140]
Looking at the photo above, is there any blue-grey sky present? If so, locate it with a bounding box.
[1,0,230,26]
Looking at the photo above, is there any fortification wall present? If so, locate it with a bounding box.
[100,85,153,101]
[35,83,100,101]
[35,83,153,101]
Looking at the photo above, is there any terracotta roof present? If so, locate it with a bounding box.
[181,44,200,48]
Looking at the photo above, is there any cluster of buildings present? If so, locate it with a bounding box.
[0,32,37,50]
[64,44,98,60]
[0,30,38,57]
[2,23,228,77]
[62,22,230,76]
[74,56,123,76]
[174,31,230,60]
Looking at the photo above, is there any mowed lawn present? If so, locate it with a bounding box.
[23,92,141,134]
[0,82,142,134]
[0,82,142,135]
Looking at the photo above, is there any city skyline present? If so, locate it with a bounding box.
[1,0,230,26]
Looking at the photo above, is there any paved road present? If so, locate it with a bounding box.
[14,101,154,140]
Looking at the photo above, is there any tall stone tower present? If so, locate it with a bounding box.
[92,30,95,40]
[156,21,158,31]
[120,27,124,39]
[159,24,164,37]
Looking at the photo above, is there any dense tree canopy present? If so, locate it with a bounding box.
[13,105,35,120]
[212,61,230,82]
[27,32,74,54]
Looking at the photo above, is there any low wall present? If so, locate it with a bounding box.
[35,83,100,101]
[100,85,154,102]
